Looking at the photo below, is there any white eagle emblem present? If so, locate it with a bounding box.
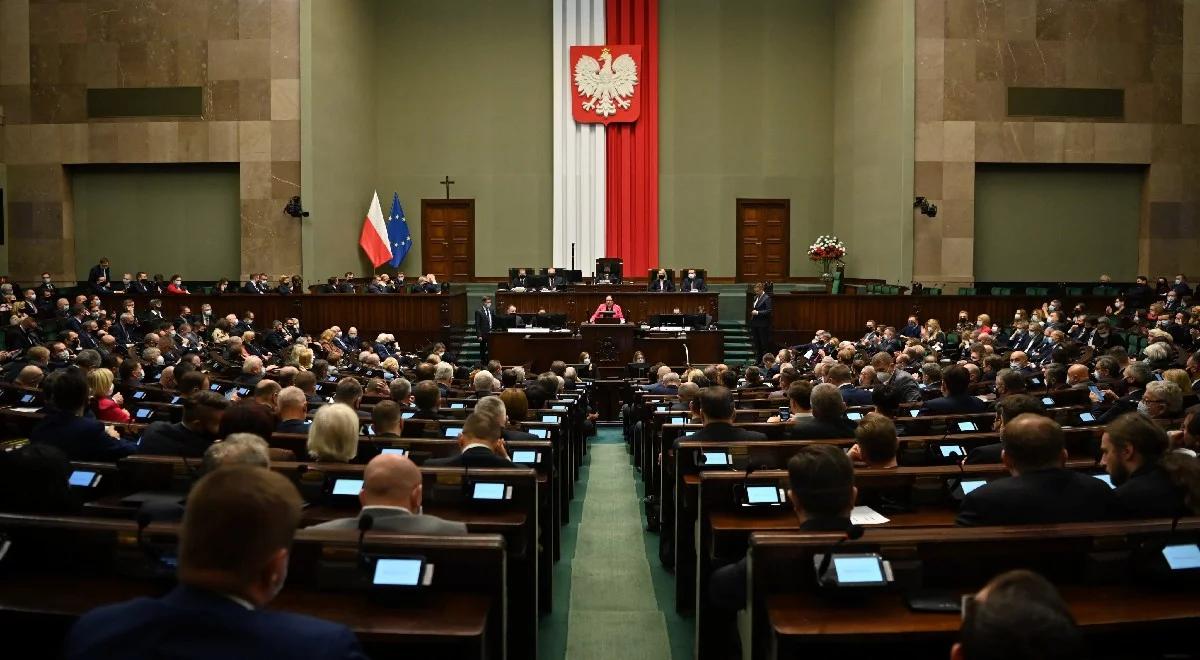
[573,48,638,118]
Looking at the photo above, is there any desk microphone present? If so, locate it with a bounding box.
[816,524,865,580]
[357,513,375,556]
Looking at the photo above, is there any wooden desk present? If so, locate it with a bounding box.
[99,293,466,352]
[496,291,719,325]
[488,327,723,373]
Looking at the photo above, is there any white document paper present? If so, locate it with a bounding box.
[850,506,890,525]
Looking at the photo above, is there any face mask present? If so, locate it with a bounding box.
[1011,362,1021,370]
[583,358,591,364]
[1092,370,1100,380]
[107,384,115,397]
[1137,401,1151,416]
[43,277,51,283]
[349,333,357,338]
[1176,279,1183,285]
[57,351,70,361]
[174,280,181,285]
[336,331,342,337]
[156,356,165,366]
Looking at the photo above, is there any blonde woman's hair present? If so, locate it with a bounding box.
[86,367,115,399]
[307,403,360,462]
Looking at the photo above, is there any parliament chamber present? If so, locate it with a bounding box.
[2,0,1200,659]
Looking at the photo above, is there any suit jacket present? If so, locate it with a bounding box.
[919,393,988,416]
[511,275,529,288]
[964,442,1002,465]
[749,293,772,327]
[31,410,138,462]
[1113,463,1185,519]
[309,506,467,535]
[837,384,875,406]
[424,445,515,468]
[138,421,213,458]
[66,585,366,660]
[589,303,624,322]
[882,369,922,402]
[680,276,706,292]
[677,422,767,449]
[87,265,110,284]
[276,418,312,435]
[784,416,858,440]
[10,327,41,351]
[956,467,1116,526]
[475,307,495,337]
[648,278,675,292]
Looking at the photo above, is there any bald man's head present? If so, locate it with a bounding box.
[359,453,423,512]
[1001,413,1066,474]
[1066,364,1090,387]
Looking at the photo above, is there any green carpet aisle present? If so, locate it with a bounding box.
[539,429,692,660]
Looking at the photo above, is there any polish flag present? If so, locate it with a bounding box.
[359,191,391,267]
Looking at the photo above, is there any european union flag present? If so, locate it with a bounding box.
[386,192,411,269]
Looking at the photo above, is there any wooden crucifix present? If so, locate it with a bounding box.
[440,175,455,199]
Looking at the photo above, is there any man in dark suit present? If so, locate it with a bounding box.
[475,295,494,366]
[545,267,564,290]
[826,364,874,406]
[675,386,766,450]
[511,268,530,288]
[10,316,42,351]
[952,571,1084,660]
[1094,362,1152,424]
[338,272,357,293]
[709,444,854,609]
[65,466,367,660]
[956,414,1116,526]
[680,269,706,292]
[1171,273,1192,299]
[1102,412,1191,519]
[86,257,111,285]
[749,282,772,359]
[139,392,230,458]
[241,275,263,294]
[275,386,311,435]
[920,365,988,416]
[870,352,922,402]
[785,383,858,439]
[31,368,139,461]
[425,411,515,467]
[1125,275,1155,312]
[648,268,674,292]
[35,271,55,298]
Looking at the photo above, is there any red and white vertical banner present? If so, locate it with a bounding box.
[604,0,658,274]
[558,0,659,276]
[553,0,607,273]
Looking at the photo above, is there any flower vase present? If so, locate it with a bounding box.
[819,259,834,283]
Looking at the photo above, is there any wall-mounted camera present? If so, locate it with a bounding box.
[916,195,936,218]
[913,196,937,218]
[284,196,310,218]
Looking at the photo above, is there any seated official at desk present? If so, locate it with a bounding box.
[709,444,855,610]
[275,387,312,435]
[919,365,988,416]
[31,368,139,462]
[309,453,467,535]
[964,395,1046,465]
[545,267,564,290]
[511,269,531,288]
[140,391,232,458]
[1102,412,1199,519]
[953,570,1083,660]
[782,383,857,440]
[648,269,674,292]
[424,409,515,468]
[588,295,625,323]
[675,386,766,449]
[66,467,367,660]
[956,414,1116,526]
[680,269,706,292]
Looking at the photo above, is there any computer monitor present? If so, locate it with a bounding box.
[527,275,549,290]
[683,314,708,328]
[493,314,517,331]
[651,314,686,327]
[533,313,568,329]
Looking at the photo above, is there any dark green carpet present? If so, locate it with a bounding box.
[538,428,693,660]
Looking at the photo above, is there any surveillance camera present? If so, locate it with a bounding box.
[284,196,309,218]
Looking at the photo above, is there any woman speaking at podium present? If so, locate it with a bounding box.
[589,295,625,323]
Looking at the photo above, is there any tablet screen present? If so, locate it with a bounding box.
[552,405,567,411]
[957,421,977,432]
[746,485,781,504]
[1041,397,1054,406]
[939,445,964,458]
[529,428,549,438]
[959,479,987,494]
[402,411,415,419]
[511,450,538,464]
[444,427,463,438]
[331,478,363,496]
[68,470,96,487]
[381,447,408,456]
[135,408,152,419]
[909,409,920,417]
[833,556,885,584]
[473,482,505,500]
[846,412,863,421]
[133,391,147,400]
[1162,544,1200,571]
[373,558,422,586]
[1093,473,1115,488]
[670,416,689,425]
[1079,412,1095,422]
[701,451,730,466]
[542,414,558,423]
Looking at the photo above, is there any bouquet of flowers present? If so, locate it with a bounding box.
[807,235,846,262]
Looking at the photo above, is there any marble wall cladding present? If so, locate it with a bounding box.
[914,0,1200,285]
[0,0,302,280]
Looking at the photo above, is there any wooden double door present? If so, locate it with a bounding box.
[735,198,790,282]
[421,199,475,282]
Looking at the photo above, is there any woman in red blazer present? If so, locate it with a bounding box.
[589,295,625,323]
[165,273,190,295]
[88,367,131,424]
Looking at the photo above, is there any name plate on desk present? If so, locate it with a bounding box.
[512,327,550,333]
[651,326,685,332]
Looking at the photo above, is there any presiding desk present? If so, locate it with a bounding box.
[489,324,723,374]
[495,290,718,325]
